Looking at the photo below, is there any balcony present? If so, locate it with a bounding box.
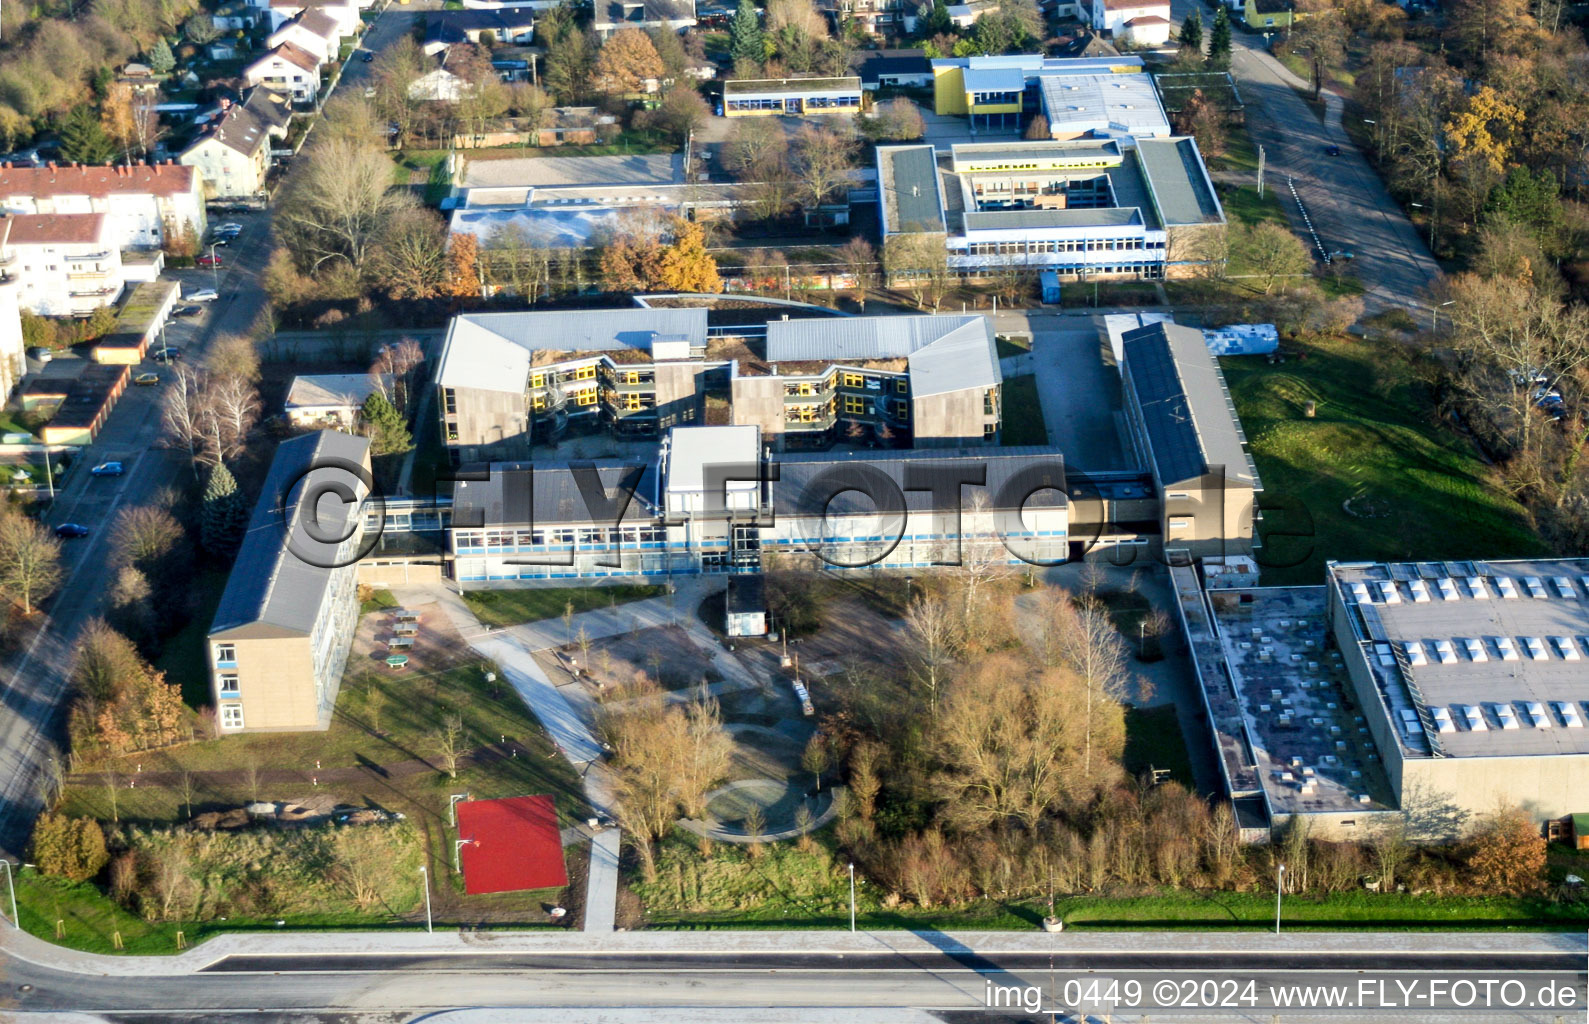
[785,411,837,432]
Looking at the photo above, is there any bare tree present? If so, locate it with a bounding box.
[0,509,63,615]
[432,714,467,778]
[178,769,196,820]
[161,362,207,468]
[109,505,183,568]
[205,334,261,385]
[793,124,856,209]
[333,826,400,911]
[201,371,261,465]
[675,684,733,818]
[148,843,193,921]
[275,137,412,274]
[244,757,261,803]
[369,338,425,417]
[835,236,876,311]
[1055,597,1132,778]
[904,593,955,716]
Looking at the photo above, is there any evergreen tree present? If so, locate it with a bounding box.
[1179,9,1202,53]
[925,0,953,36]
[148,37,176,75]
[1206,7,1231,70]
[361,392,413,456]
[729,0,765,68]
[59,105,115,165]
[200,462,248,558]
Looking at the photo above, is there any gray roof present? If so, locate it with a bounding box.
[452,461,659,527]
[460,153,683,189]
[1121,322,1254,489]
[1135,137,1224,226]
[424,8,536,32]
[961,66,1026,94]
[210,431,372,639]
[1036,73,1169,136]
[878,145,946,235]
[726,572,766,614]
[593,0,693,28]
[437,308,709,392]
[765,314,999,398]
[951,141,1121,165]
[963,208,1142,230]
[1330,558,1589,759]
[772,447,1066,517]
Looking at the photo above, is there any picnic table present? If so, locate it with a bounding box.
[392,623,419,637]
[385,654,409,669]
[387,636,415,650]
[392,609,420,623]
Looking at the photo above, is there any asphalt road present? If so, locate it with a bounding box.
[1168,0,1444,315]
[1,947,1581,1020]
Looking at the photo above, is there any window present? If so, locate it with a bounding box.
[532,394,546,410]
[984,388,998,415]
[442,388,457,414]
[218,674,240,697]
[575,365,596,380]
[894,400,910,420]
[842,373,863,389]
[578,391,597,406]
[625,370,641,384]
[983,423,996,439]
[221,704,245,730]
[215,643,236,666]
[799,382,815,396]
[844,395,864,415]
[895,379,908,393]
[531,373,545,388]
[624,394,641,411]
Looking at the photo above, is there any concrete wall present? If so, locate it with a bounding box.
[653,361,704,429]
[913,384,998,447]
[730,376,785,444]
[216,635,322,732]
[358,558,446,586]
[444,383,530,461]
[1161,473,1255,561]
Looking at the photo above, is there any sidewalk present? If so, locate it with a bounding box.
[392,584,619,932]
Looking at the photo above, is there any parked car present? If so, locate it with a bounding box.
[1325,144,1341,156]
[362,50,374,61]
[197,253,223,267]
[29,347,52,363]
[172,305,203,318]
[185,289,218,302]
[134,372,160,386]
[151,346,182,362]
[214,222,243,233]
[54,523,90,539]
[90,462,124,477]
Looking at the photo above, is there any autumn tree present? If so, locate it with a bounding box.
[1023,114,1051,141]
[594,28,665,95]
[0,508,62,615]
[1464,806,1546,894]
[656,217,722,293]
[101,81,160,161]
[596,212,667,292]
[1173,89,1226,160]
[1232,221,1312,293]
[446,232,482,302]
[862,97,926,142]
[69,620,185,756]
[371,205,449,300]
[643,84,711,143]
[1443,86,1525,173]
[30,815,109,882]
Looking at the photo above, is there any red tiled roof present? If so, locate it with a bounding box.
[0,162,197,198]
[3,212,108,246]
[1103,0,1167,9]
[1124,13,1170,23]
[252,40,322,75]
[297,8,341,38]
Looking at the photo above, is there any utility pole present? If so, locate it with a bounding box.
[1256,145,1265,197]
[1274,863,1285,934]
[848,862,856,932]
[0,861,17,927]
[419,865,433,933]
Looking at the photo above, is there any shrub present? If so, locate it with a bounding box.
[30,814,110,882]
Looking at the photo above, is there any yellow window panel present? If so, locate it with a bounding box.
[531,373,545,388]
[578,391,597,406]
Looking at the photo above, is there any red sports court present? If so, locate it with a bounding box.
[455,795,568,895]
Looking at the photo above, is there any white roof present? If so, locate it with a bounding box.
[1038,73,1169,139]
[284,373,387,410]
[664,425,760,513]
[436,308,709,393]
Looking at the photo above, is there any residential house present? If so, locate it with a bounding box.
[180,98,272,199]
[0,255,27,398]
[244,42,324,104]
[267,8,344,64]
[409,61,471,103]
[207,430,372,733]
[1091,0,1171,43]
[0,163,206,251]
[592,0,695,37]
[0,213,125,317]
[422,9,536,54]
[1240,0,1297,30]
[251,0,364,34]
[243,87,295,140]
[823,0,919,37]
[1050,30,1120,58]
[284,373,388,428]
[877,137,1226,280]
[946,0,999,27]
[212,0,257,30]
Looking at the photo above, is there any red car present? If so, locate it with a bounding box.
[197,253,223,267]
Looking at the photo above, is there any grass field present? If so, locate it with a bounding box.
[1219,180,1292,230]
[1223,333,1546,585]
[995,334,1031,359]
[999,375,1048,446]
[462,584,667,630]
[1122,705,1195,789]
[1207,123,1260,176]
[154,570,231,708]
[631,830,1589,931]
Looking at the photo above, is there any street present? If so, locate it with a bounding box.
[1167,0,1444,314]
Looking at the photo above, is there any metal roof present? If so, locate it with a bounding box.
[963,208,1142,230]
[436,308,709,392]
[452,461,659,527]
[765,314,999,398]
[1120,321,1255,488]
[724,76,861,95]
[772,447,1066,518]
[1135,137,1224,225]
[1037,73,1169,137]
[877,145,946,235]
[210,431,372,638]
[950,140,1122,167]
[961,66,1026,95]
[285,373,386,410]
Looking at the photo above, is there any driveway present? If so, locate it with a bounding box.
[1168,0,1443,315]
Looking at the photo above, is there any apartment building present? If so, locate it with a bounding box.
[450,424,1068,583]
[0,213,125,317]
[266,7,343,62]
[250,0,365,34]
[593,0,694,36]
[180,99,273,199]
[207,431,372,732]
[1118,320,1258,561]
[0,163,206,251]
[1090,0,1172,44]
[879,138,1226,280]
[0,262,26,398]
[434,307,1003,462]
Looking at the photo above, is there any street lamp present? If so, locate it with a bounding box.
[208,243,219,294]
[1431,299,1454,334]
[848,862,856,932]
[454,838,477,873]
[1274,863,1285,934]
[0,861,18,927]
[418,865,433,933]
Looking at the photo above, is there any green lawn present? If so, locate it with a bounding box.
[1061,281,1161,308]
[631,830,1589,931]
[1207,123,1260,176]
[154,569,231,708]
[462,584,667,630]
[1218,180,1291,230]
[1122,705,1195,788]
[994,334,1031,359]
[1223,333,1547,585]
[999,375,1048,446]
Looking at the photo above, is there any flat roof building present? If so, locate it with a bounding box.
[722,77,864,118]
[1328,558,1589,825]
